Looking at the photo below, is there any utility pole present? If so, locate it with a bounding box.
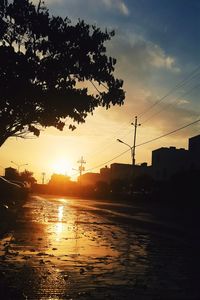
[131,116,141,166]
[77,156,86,177]
[41,172,46,184]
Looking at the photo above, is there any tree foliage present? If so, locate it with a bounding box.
[19,169,36,185]
[0,0,125,146]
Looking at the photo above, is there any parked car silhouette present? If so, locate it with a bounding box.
[9,180,30,191]
[0,176,26,206]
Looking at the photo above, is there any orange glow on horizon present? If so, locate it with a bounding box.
[50,158,73,177]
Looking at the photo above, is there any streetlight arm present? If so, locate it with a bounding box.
[11,161,28,172]
[11,160,18,167]
[117,139,132,149]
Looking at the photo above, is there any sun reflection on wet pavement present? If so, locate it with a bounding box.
[0,195,199,299]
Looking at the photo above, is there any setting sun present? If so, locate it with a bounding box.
[50,158,73,176]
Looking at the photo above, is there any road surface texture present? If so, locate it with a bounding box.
[0,194,199,299]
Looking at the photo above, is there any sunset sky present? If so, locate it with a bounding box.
[0,0,200,183]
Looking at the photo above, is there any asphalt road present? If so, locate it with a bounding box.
[0,194,199,299]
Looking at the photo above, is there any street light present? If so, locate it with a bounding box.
[11,161,28,172]
[117,139,134,165]
[117,116,140,166]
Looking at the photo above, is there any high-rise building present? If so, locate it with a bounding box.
[188,134,200,169]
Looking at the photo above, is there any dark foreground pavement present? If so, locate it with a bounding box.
[0,194,200,299]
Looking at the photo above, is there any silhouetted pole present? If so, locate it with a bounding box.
[117,139,132,163]
[117,116,140,166]
[42,172,46,184]
[77,156,86,177]
[131,116,141,166]
[77,157,86,193]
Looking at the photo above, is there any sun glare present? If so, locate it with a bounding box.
[51,158,73,176]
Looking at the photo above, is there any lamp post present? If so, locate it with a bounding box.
[117,116,140,166]
[131,116,140,166]
[117,139,134,165]
[11,161,28,172]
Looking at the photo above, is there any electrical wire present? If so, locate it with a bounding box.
[84,117,200,172]
[141,82,200,125]
[136,118,200,148]
[5,15,200,175]
[85,148,130,172]
[85,68,200,160]
[138,65,200,118]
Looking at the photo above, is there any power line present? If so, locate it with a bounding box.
[136,118,200,148]
[138,65,200,118]
[141,82,200,125]
[85,148,130,172]
[85,125,134,162]
[88,66,200,160]
[84,117,200,172]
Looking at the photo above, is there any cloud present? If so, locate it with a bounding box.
[37,0,130,19]
[108,32,180,85]
[42,0,64,4]
[176,99,190,106]
[101,28,200,145]
[32,0,64,5]
[149,45,180,73]
[102,0,130,16]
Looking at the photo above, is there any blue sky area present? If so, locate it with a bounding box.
[1,0,200,180]
[47,0,200,66]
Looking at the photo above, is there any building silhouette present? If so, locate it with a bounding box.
[5,167,18,180]
[80,134,200,186]
[78,172,101,186]
[188,134,200,170]
[152,147,188,180]
[152,134,200,181]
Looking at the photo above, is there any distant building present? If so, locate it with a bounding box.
[100,165,111,182]
[110,162,151,182]
[79,135,200,186]
[152,146,189,180]
[133,163,152,178]
[48,173,71,186]
[47,173,75,195]
[5,167,18,180]
[110,163,132,181]
[79,172,101,186]
[152,134,200,181]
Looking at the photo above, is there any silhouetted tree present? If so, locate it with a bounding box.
[19,169,36,185]
[0,0,125,146]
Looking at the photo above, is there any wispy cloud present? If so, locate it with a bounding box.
[176,99,190,106]
[33,0,64,5]
[102,0,130,16]
[108,31,180,83]
[149,45,180,73]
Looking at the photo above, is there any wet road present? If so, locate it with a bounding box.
[0,194,199,299]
